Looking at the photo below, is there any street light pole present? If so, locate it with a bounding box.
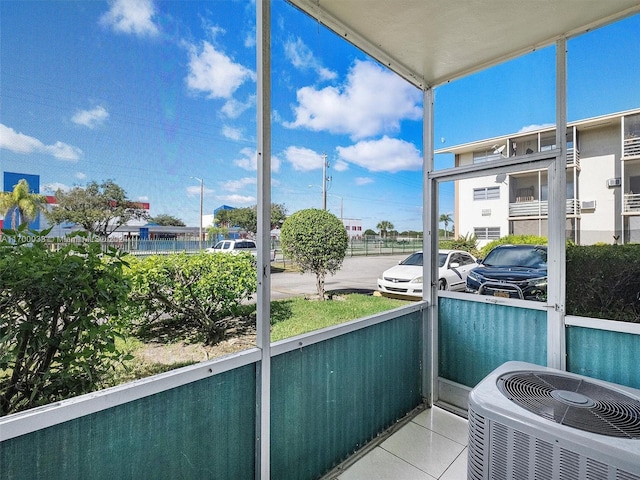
[191,176,203,250]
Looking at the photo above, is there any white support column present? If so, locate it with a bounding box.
[423,86,436,405]
[547,38,567,370]
[256,1,271,478]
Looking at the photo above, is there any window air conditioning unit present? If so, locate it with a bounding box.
[581,200,596,210]
[468,361,640,480]
[607,178,622,187]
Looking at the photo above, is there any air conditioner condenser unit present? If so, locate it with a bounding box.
[468,361,640,480]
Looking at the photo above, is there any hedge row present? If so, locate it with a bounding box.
[566,244,640,322]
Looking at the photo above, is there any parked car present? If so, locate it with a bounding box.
[207,239,257,255]
[206,239,276,261]
[377,249,477,298]
[465,244,547,301]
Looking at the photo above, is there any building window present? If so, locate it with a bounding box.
[473,149,503,164]
[473,186,500,200]
[474,227,501,240]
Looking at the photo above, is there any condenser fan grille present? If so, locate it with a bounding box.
[497,371,640,438]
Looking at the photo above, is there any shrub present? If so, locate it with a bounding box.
[280,209,348,300]
[0,228,132,416]
[479,234,548,258]
[125,252,257,345]
[566,244,640,322]
[440,233,479,257]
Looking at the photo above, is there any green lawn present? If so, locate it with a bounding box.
[114,293,411,385]
[270,294,410,341]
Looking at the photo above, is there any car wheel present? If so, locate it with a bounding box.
[438,279,447,290]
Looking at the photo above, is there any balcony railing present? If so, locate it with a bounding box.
[2,294,640,479]
[567,147,580,167]
[509,199,580,217]
[624,136,640,158]
[624,193,640,213]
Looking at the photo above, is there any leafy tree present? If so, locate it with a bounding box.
[439,213,453,238]
[0,178,47,229]
[215,203,288,234]
[0,227,132,415]
[151,214,185,226]
[214,208,234,228]
[280,209,348,300]
[46,179,148,238]
[376,220,394,238]
[124,252,257,345]
[363,228,377,237]
[230,207,257,233]
[400,230,422,238]
[207,225,229,241]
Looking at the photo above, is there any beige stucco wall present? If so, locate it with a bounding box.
[578,124,621,244]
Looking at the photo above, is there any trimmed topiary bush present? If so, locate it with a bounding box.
[280,208,348,300]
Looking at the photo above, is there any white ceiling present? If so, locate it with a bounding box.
[287,0,640,88]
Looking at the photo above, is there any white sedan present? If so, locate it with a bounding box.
[377,249,477,298]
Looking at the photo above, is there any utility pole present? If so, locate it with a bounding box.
[322,153,328,210]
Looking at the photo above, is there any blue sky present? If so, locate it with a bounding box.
[1,1,639,232]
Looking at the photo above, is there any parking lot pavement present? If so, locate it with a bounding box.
[270,254,408,300]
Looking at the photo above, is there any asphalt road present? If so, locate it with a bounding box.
[269,254,408,299]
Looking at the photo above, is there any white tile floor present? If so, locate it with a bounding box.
[333,407,468,480]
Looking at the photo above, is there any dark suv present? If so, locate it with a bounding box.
[465,245,547,301]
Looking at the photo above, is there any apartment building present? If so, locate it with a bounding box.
[437,108,640,247]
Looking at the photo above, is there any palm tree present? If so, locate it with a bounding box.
[439,213,453,238]
[376,220,394,238]
[0,179,47,229]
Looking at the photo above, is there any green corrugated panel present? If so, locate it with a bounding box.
[1,364,256,480]
[567,326,640,389]
[438,298,547,387]
[270,311,423,480]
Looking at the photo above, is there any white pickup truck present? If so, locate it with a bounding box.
[206,239,276,261]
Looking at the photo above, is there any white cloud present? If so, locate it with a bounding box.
[0,124,82,161]
[72,106,109,129]
[233,147,281,173]
[284,146,324,172]
[336,136,422,173]
[100,0,159,37]
[137,195,149,201]
[285,60,422,140]
[217,194,255,205]
[186,185,214,197]
[223,177,256,192]
[284,37,337,81]
[75,172,87,180]
[518,123,554,133]
[333,160,349,172]
[186,41,255,99]
[222,125,244,141]
[42,182,70,194]
[244,30,256,48]
[221,95,254,118]
[355,177,374,186]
